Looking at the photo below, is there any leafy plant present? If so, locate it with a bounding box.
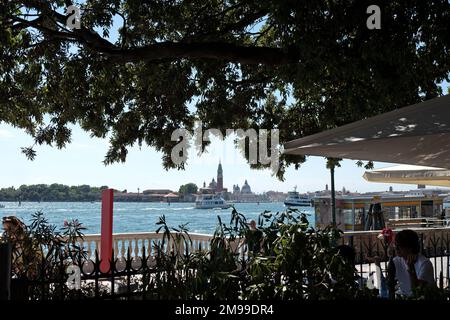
[2,212,87,299]
[140,207,379,300]
[9,208,448,300]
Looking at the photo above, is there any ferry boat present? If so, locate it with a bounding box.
[195,194,231,209]
[284,187,312,207]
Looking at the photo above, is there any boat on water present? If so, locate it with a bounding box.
[195,194,231,209]
[0,204,4,208]
[284,187,312,207]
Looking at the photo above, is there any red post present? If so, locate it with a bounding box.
[100,189,114,273]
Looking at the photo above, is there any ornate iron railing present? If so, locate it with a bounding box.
[3,227,450,300]
[341,227,450,289]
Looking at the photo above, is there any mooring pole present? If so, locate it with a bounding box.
[100,189,114,273]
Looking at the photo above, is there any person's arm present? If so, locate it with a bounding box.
[407,267,429,289]
[407,261,420,288]
[406,254,431,289]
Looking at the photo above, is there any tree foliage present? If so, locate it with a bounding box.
[0,184,108,201]
[178,182,198,195]
[1,1,449,178]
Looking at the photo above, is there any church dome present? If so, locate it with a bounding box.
[241,180,252,194]
[208,178,217,189]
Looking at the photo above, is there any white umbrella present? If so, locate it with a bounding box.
[363,164,450,188]
[283,95,450,169]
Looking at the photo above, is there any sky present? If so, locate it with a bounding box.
[1,119,448,194]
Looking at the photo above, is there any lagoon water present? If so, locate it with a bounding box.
[0,201,315,235]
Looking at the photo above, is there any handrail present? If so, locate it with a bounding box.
[343,226,450,236]
[72,227,450,262]
[73,232,245,260]
[81,231,214,240]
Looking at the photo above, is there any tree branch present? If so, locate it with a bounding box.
[254,23,275,45]
[106,42,299,65]
[217,9,268,35]
[11,16,79,41]
[13,4,296,65]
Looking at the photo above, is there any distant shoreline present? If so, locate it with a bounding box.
[0,200,278,204]
[0,200,195,203]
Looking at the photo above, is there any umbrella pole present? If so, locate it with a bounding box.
[330,166,336,226]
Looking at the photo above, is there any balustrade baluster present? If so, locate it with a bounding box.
[113,239,119,260]
[120,239,126,258]
[133,238,139,258]
[95,239,99,257]
[165,238,171,254]
[125,240,131,258]
[79,240,85,256]
[86,240,92,259]
[179,239,185,256]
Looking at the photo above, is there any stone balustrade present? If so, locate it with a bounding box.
[75,226,450,263]
[77,232,246,260]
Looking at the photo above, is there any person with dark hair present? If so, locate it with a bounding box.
[244,220,263,255]
[2,216,26,242]
[2,215,42,278]
[392,229,435,296]
[2,216,28,276]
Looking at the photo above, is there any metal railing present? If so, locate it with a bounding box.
[342,227,450,289]
[3,227,450,300]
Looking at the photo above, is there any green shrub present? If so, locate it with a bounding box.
[9,208,446,300]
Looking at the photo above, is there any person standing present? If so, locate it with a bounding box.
[245,220,263,255]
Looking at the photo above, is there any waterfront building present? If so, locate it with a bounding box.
[208,178,217,190]
[143,189,173,195]
[114,189,180,202]
[265,191,288,202]
[241,180,252,194]
[203,162,228,195]
[217,161,223,192]
[228,179,270,202]
[199,162,270,202]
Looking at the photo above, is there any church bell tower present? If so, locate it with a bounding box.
[217,161,223,192]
